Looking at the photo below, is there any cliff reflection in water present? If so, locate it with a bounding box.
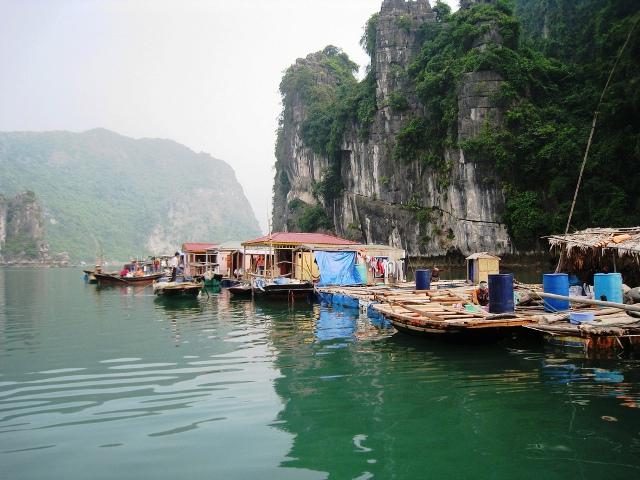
[268,304,640,479]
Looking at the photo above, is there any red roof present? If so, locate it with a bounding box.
[182,242,219,253]
[242,232,358,247]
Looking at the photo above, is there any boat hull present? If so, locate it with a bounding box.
[261,283,314,299]
[228,285,253,298]
[153,282,202,297]
[95,272,164,286]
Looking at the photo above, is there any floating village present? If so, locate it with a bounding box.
[83,227,640,358]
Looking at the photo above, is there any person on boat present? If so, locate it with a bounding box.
[431,266,440,282]
[119,266,129,277]
[473,281,489,306]
[170,252,180,282]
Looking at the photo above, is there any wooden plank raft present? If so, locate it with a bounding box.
[372,301,535,332]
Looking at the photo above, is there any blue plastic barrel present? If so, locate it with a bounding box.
[356,264,367,285]
[488,273,514,313]
[594,273,623,304]
[543,273,570,312]
[415,269,431,290]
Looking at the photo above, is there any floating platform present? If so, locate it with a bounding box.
[315,282,640,353]
[315,283,537,342]
[525,307,640,356]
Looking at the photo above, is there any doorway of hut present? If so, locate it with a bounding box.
[276,249,294,277]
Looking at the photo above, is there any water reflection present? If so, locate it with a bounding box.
[269,305,640,479]
[2,270,640,479]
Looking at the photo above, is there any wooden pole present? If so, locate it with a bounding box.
[539,291,640,313]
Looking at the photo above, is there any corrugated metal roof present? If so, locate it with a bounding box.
[182,242,219,253]
[242,232,358,247]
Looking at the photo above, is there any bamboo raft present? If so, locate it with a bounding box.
[316,284,537,339]
[524,307,640,355]
[315,283,640,352]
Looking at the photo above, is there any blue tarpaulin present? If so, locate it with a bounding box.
[314,251,363,286]
[315,308,357,341]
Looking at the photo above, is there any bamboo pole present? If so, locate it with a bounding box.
[539,292,640,313]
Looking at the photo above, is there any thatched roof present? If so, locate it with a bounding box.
[547,227,640,257]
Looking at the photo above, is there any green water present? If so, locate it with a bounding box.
[1,269,639,479]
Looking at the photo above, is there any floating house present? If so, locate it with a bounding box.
[241,232,358,281]
[310,244,406,285]
[181,242,219,277]
[217,242,270,279]
[465,252,500,284]
[240,233,406,286]
[547,227,640,286]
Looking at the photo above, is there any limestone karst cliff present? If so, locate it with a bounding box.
[0,191,60,264]
[0,129,261,261]
[273,0,512,256]
[273,0,640,256]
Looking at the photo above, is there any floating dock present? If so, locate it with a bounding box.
[315,282,640,354]
[525,307,640,355]
[316,283,537,340]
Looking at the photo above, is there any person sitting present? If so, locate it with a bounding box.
[119,266,129,277]
[473,281,489,306]
[431,266,441,282]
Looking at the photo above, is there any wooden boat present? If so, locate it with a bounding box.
[261,281,314,299]
[95,272,164,286]
[372,301,534,341]
[83,266,115,284]
[153,279,202,297]
[228,283,253,298]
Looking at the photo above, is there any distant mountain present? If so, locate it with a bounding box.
[0,129,261,261]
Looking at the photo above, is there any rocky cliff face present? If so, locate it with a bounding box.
[0,129,261,261]
[273,0,512,256]
[0,191,63,264]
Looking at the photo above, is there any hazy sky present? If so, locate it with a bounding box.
[0,0,458,233]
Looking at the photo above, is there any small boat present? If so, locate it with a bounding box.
[95,272,164,286]
[83,265,116,284]
[252,276,314,299]
[228,283,253,298]
[153,278,203,297]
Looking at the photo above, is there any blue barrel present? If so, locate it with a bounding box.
[356,264,367,285]
[594,273,623,304]
[488,273,514,314]
[543,273,570,312]
[415,269,431,290]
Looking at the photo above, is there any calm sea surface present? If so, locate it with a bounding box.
[1,268,640,479]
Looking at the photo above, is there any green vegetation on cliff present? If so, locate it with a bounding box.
[0,129,261,260]
[276,46,377,209]
[400,0,640,248]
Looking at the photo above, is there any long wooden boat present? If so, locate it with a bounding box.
[228,283,253,298]
[260,282,314,299]
[84,267,116,284]
[95,272,164,286]
[252,277,314,300]
[153,280,202,297]
[372,301,535,341]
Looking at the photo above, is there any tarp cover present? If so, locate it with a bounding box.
[314,251,363,286]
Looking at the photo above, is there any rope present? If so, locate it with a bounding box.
[563,17,639,236]
[556,17,638,272]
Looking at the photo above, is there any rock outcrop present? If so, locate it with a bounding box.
[0,129,261,261]
[0,191,67,265]
[273,0,512,256]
